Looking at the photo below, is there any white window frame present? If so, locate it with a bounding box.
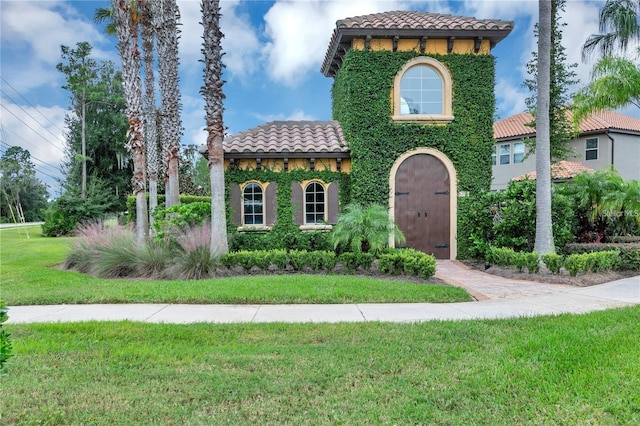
[586,137,598,161]
[242,182,264,226]
[513,142,525,164]
[499,144,511,165]
[392,57,453,124]
[304,181,326,225]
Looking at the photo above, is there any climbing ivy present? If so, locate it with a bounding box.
[225,168,351,251]
[332,49,497,257]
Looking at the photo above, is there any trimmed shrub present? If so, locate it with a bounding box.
[377,249,436,280]
[338,252,375,273]
[525,252,540,274]
[564,250,621,276]
[542,253,564,274]
[564,243,639,271]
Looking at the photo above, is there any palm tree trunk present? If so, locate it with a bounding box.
[534,0,555,256]
[154,0,182,208]
[201,0,228,256]
[140,0,158,231]
[113,0,148,245]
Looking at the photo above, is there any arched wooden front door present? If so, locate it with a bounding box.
[394,153,451,259]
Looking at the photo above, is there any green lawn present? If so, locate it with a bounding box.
[0,226,470,305]
[2,307,639,424]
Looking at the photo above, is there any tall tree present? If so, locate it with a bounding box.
[201,0,228,256]
[139,0,160,227]
[153,0,182,208]
[572,54,640,120]
[534,0,555,256]
[523,0,578,161]
[581,0,640,60]
[56,42,98,199]
[575,1,640,121]
[113,0,148,245]
[60,60,131,212]
[95,3,161,226]
[0,147,49,222]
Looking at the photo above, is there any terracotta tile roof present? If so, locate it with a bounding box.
[322,11,514,77]
[335,11,514,32]
[513,161,594,181]
[494,110,640,140]
[223,121,349,157]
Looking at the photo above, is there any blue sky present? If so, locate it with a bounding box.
[0,0,629,195]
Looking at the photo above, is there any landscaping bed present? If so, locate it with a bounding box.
[463,259,638,286]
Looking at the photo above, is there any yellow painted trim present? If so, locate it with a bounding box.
[388,148,458,259]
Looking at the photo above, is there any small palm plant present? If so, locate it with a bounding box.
[331,203,406,254]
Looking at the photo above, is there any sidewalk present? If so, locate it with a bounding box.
[7,261,639,324]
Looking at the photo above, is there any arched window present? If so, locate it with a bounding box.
[393,57,453,124]
[400,65,443,115]
[304,181,325,224]
[243,182,263,225]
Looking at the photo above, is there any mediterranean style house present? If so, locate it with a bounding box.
[492,110,640,190]
[203,11,514,259]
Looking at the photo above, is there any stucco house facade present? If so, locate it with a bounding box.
[205,11,514,259]
[492,110,640,191]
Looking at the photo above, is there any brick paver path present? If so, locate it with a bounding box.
[436,260,575,301]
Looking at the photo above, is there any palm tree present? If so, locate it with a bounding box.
[573,52,640,121]
[153,0,182,208]
[200,0,228,256]
[139,0,159,229]
[331,203,405,254]
[534,0,555,256]
[112,0,148,245]
[582,0,640,61]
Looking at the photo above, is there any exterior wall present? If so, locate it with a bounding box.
[351,37,491,55]
[491,140,535,191]
[567,134,612,171]
[490,131,640,190]
[332,49,497,259]
[613,134,640,180]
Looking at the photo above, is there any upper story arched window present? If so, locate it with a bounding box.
[393,57,454,124]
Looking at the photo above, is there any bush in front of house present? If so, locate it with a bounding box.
[564,243,640,271]
[377,249,436,280]
[485,245,540,274]
[541,253,564,274]
[458,180,575,259]
[338,252,375,273]
[562,250,621,277]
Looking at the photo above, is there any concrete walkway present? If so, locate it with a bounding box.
[7,261,639,324]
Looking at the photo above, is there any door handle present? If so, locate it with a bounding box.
[424,211,428,218]
[417,211,420,218]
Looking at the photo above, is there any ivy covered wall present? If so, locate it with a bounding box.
[332,49,497,257]
[225,168,351,251]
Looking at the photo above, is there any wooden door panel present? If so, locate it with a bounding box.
[394,154,450,258]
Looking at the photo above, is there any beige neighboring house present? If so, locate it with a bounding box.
[492,110,640,190]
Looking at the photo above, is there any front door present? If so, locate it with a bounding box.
[394,154,450,259]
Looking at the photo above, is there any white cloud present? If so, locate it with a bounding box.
[262,1,435,87]
[495,78,529,118]
[1,102,67,193]
[254,109,316,123]
[1,1,107,65]
[177,0,261,79]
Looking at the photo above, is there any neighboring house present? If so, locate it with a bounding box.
[492,110,640,190]
[204,11,514,259]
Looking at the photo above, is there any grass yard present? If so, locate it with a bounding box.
[2,306,639,424]
[0,226,470,305]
